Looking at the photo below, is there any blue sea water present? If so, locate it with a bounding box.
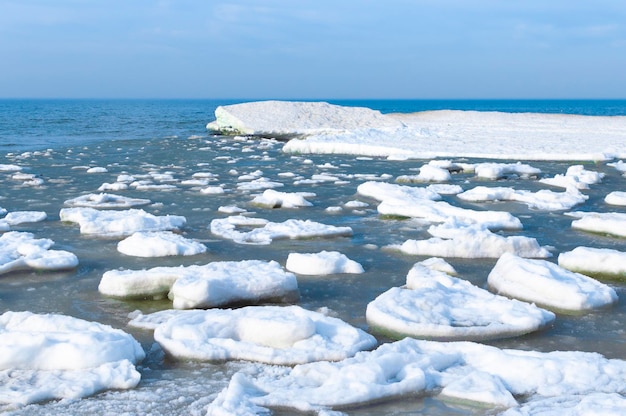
[1,99,626,152]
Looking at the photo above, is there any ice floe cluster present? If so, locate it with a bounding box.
[2,101,626,415]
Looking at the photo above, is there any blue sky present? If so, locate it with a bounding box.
[1,0,625,99]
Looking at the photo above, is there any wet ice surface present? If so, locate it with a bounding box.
[1,132,626,415]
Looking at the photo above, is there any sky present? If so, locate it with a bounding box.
[1,0,625,99]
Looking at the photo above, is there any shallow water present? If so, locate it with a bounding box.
[1,100,626,415]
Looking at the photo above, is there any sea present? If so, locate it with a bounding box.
[1,99,626,415]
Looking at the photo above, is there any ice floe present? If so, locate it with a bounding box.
[206,337,626,414]
[605,191,626,206]
[457,185,588,210]
[558,246,626,280]
[366,259,554,341]
[64,193,151,209]
[488,253,618,313]
[358,181,523,230]
[539,164,605,190]
[250,189,315,208]
[0,231,78,275]
[393,221,551,258]
[210,216,352,245]
[1,210,47,225]
[117,231,207,257]
[59,207,186,237]
[0,311,144,408]
[472,162,541,180]
[285,250,364,275]
[99,260,299,309]
[149,305,376,365]
[568,211,626,238]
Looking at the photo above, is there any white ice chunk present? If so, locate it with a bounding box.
[366,261,554,341]
[457,186,588,210]
[0,311,144,407]
[286,251,364,275]
[394,221,550,258]
[117,231,207,257]
[558,246,626,279]
[0,231,78,275]
[0,164,22,172]
[569,211,626,238]
[539,164,605,190]
[59,207,186,237]
[86,166,108,173]
[2,211,47,225]
[488,252,618,313]
[474,162,541,179]
[211,216,352,245]
[64,193,151,209]
[251,189,315,208]
[605,191,626,206]
[501,393,626,416]
[207,337,626,414]
[396,164,452,183]
[154,305,377,365]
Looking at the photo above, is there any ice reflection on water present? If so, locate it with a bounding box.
[1,134,625,415]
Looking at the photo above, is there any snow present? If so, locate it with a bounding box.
[539,164,605,190]
[457,185,588,210]
[117,231,207,257]
[99,260,299,309]
[358,181,523,230]
[472,162,541,179]
[558,246,626,279]
[152,305,377,365]
[568,211,626,238]
[285,251,364,275]
[210,216,352,245]
[394,221,551,258]
[0,311,144,408]
[488,253,618,313]
[0,231,78,275]
[1,210,47,225]
[250,189,315,208]
[64,193,151,209]
[366,259,554,341]
[395,163,452,183]
[206,337,626,414]
[59,207,186,237]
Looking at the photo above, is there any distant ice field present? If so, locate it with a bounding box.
[1,99,626,415]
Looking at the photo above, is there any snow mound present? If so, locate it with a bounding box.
[366,259,554,341]
[0,311,144,408]
[488,252,618,313]
[153,305,377,365]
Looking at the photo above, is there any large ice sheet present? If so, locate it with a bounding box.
[366,260,554,341]
[153,305,377,365]
[0,231,78,275]
[206,337,626,414]
[59,207,186,237]
[0,311,144,408]
[488,253,618,313]
[100,260,299,309]
[558,246,626,280]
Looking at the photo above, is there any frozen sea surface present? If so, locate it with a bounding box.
[1,99,626,415]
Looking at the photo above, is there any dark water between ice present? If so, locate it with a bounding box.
[1,99,626,415]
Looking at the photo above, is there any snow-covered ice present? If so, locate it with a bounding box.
[568,211,626,238]
[457,185,588,210]
[605,191,626,206]
[250,189,315,208]
[117,231,207,257]
[59,207,186,237]
[393,220,550,258]
[206,337,626,414]
[0,231,78,275]
[366,259,554,341]
[285,250,364,275]
[99,260,299,309]
[488,253,618,313]
[358,181,523,230]
[210,216,352,245]
[64,193,151,209]
[472,162,541,180]
[152,305,377,365]
[0,311,144,408]
[539,164,605,190]
[1,210,47,225]
[558,246,626,280]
